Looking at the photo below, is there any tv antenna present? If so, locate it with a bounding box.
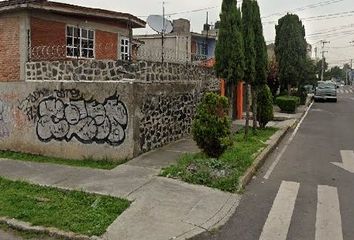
[147,2,173,64]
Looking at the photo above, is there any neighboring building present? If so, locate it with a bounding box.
[267,43,313,60]
[135,19,217,63]
[267,43,275,60]
[0,0,145,81]
[307,43,313,58]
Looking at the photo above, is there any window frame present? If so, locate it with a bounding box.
[120,36,130,61]
[197,41,208,57]
[66,25,96,59]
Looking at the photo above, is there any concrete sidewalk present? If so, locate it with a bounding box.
[0,108,304,240]
[0,139,240,240]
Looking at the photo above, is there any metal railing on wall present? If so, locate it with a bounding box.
[28,44,116,61]
[27,44,210,65]
[137,45,208,64]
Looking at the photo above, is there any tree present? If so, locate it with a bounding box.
[267,56,279,98]
[257,85,273,128]
[275,14,307,94]
[302,57,317,85]
[251,0,268,129]
[241,0,255,137]
[215,0,245,120]
[315,58,328,80]
[328,66,345,80]
[192,93,231,158]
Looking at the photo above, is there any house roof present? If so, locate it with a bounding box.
[135,32,217,40]
[0,0,146,28]
[191,32,216,40]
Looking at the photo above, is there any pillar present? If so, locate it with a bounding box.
[220,79,225,96]
[236,81,244,120]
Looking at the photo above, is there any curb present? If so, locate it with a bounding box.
[237,99,313,192]
[0,217,102,240]
[237,126,290,192]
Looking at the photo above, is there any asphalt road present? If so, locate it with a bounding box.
[194,85,354,240]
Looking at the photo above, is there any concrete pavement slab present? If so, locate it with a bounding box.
[0,159,158,199]
[0,229,23,240]
[103,177,240,240]
[127,139,199,170]
[0,156,240,240]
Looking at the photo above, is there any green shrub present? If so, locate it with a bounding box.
[276,96,300,113]
[192,93,232,158]
[257,85,274,128]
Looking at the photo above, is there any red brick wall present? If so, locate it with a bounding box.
[31,17,119,60]
[31,17,66,47]
[95,30,118,60]
[0,17,20,82]
[30,17,66,61]
[191,40,197,54]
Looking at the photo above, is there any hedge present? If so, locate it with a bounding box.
[276,96,300,113]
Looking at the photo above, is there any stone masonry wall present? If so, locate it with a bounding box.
[139,91,199,153]
[25,60,219,89]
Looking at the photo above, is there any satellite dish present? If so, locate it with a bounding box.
[147,15,173,34]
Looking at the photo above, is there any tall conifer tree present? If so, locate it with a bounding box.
[215,0,245,120]
[275,14,307,93]
[241,0,255,137]
[252,0,268,129]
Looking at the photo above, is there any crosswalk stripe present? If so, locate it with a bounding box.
[350,90,353,93]
[339,90,343,94]
[315,185,343,240]
[259,181,299,240]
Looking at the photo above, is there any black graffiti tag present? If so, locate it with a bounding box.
[36,93,128,146]
[18,88,81,122]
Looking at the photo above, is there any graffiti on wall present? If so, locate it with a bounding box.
[18,89,81,122]
[0,100,10,138]
[36,92,128,146]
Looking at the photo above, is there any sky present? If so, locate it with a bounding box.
[56,0,354,67]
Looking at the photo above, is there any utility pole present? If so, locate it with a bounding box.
[320,40,330,81]
[161,1,165,65]
[348,41,354,85]
[350,59,353,85]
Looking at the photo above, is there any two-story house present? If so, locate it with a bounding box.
[135,18,217,64]
[0,0,145,81]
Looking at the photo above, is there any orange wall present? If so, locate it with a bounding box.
[220,79,243,120]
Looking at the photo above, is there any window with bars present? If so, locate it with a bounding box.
[120,37,130,61]
[66,26,95,59]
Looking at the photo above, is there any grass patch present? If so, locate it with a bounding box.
[0,177,130,236]
[0,150,126,170]
[160,127,278,193]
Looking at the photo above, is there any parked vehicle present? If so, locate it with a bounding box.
[314,81,337,102]
[304,84,315,94]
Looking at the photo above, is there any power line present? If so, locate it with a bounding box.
[137,5,218,18]
[330,45,354,49]
[261,0,345,19]
[138,0,345,20]
[263,10,354,25]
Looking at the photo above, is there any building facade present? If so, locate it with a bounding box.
[135,19,217,64]
[0,0,145,81]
